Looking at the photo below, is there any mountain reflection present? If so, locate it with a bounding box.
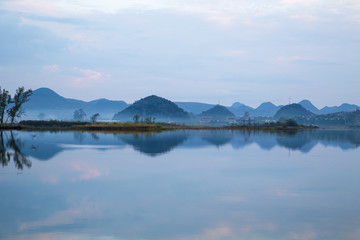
[4,129,360,160]
[120,132,189,156]
[0,131,31,170]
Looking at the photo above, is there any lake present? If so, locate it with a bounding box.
[1,129,360,240]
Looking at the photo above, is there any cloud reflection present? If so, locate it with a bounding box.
[19,201,101,231]
[70,162,108,181]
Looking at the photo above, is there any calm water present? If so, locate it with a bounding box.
[0,129,360,240]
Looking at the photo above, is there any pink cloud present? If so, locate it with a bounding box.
[71,67,110,88]
[205,226,232,238]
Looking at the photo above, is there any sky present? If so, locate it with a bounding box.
[0,0,359,108]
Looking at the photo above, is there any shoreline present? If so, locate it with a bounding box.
[0,120,320,133]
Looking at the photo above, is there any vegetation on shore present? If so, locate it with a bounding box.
[2,120,171,132]
[0,119,318,132]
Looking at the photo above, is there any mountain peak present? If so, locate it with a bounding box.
[113,95,189,121]
[298,99,319,113]
[231,102,246,108]
[33,87,62,97]
[200,104,235,118]
[274,103,315,119]
[257,102,276,109]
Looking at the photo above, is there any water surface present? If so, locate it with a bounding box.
[1,130,359,240]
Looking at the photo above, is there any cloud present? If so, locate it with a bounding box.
[71,67,110,88]
[0,0,64,16]
[275,189,309,197]
[42,64,59,73]
[0,12,69,65]
[1,0,359,107]
[281,0,321,6]
[289,231,318,240]
[205,226,232,238]
[219,195,247,202]
[221,50,246,57]
[2,233,121,240]
[19,16,96,46]
[290,14,319,21]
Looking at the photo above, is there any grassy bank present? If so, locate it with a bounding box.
[0,120,318,132]
[1,120,172,132]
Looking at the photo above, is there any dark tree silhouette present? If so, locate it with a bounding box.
[7,87,33,123]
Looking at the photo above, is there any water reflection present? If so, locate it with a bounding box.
[0,129,359,240]
[5,129,359,160]
[0,131,31,170]
[120,132,189,156]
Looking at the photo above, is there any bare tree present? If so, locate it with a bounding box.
[90,113,100,123]
[0,88,11,126]
[6,87,32,124]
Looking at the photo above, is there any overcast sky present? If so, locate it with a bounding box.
[0,0,359,108]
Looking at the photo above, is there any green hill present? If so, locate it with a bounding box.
[199,105,235,118]
[274,103,315,119]
[113,95,189,121]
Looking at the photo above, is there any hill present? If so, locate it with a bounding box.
[175,102,214,114]
[227,102,254,116]
[293,109,360,126]
[22,88,128,120]
[113,95,190,122]
[320,103,359,114]
[255,102,281,117]
[298,100,320,114]
[200,105,235,119]
[274,103,315,119]
[24,88,84,110]
[296,99,359,114]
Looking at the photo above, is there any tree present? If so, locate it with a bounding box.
[7,87,32,124]
[145,116,152,124]
[285,119,298,127]
[90,113,100,123]
[133,114,140,123]
[0,88,11,126]
[74,109,87,121]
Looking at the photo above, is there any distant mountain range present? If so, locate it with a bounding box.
[293,109,360,126]
[21,87,359,120]
[23,88,128,120]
